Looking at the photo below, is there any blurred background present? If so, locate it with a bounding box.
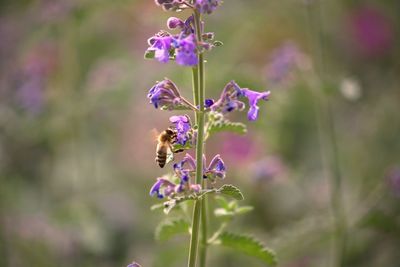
[0,0,399,266]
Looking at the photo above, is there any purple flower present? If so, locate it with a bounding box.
[169,115,192,145]
[150,178,177,198]
[147,32,173,63]
[195,0,221,14]
[176,34,198,66]
[210,81,245,114]
[127,262,142,267]
[241,89,270,121]
[167,17,185,29]
[147,79,182,109]
[204,154,226,182]
[205,99,214,108]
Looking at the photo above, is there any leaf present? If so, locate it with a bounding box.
[214,208,235,218]
[215,232,277,266]
[235,206,254,215]
[150,203,164,211]
[144,50,155,59]
[207,112,247,138]
[214,196,230,210]
[217,184,244,200]
[155,219,190,242]
[208,120,247,136]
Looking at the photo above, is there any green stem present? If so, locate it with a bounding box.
[199,180,208,267]
[188,10,206,267]
[304,2,347,266]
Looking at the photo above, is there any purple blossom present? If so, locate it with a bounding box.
[204,154,226,182]
[150,178,177,198]
[169,115,192,145]
[167,17,185,30]
[241,89,270,121]
[195,0,221,14]
[147,79,181,109]
[205,99,214,108]
[147,32,173,63]
[176,34,198,66]
[210,81,245,113]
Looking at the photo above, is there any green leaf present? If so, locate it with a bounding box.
[207,112,247,137]
[215,232,277,266]
[150,203,164,211]
[214,208,235,218]
[144,50,155,59]
[215,196,230,210]
[155,219,190,242]
[217,184,244,200]
[213,40,224,47]
[235,206,254,215]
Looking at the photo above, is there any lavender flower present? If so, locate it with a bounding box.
[150,177,177,198]
[241,89,270,121]
[204,154,226,182]
[210,81,245,113]
[147,79,182,109]
[176,34,198,66]
[147,32,173,63]
[210,81,270,121]
[169,115,192,145]
[194,0,221,14]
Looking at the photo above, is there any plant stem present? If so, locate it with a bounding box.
[199,179,208,267]
[304,1,347,266]
[188,10,206,267]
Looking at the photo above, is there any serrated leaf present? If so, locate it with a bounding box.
[155,219,190,242]
[208,120,247,136]
[216,232,277,266]
[217,184,244,200]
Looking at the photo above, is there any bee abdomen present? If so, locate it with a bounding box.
[156,150,167,168]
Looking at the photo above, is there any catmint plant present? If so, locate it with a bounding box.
[135,1,277,266]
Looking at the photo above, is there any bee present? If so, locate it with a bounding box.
[155,128,183,168]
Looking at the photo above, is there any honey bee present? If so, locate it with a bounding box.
[155,128,183,168]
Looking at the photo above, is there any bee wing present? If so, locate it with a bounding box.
[151,128,160,142]
[166,145,174,165]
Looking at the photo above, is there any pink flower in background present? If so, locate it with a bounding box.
[15,42,58,114]
[219,133,259,162]
[348,6,394,57]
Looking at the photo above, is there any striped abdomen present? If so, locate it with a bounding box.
[156,143,168,168]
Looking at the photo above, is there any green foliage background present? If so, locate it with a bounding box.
[0,0,399,266]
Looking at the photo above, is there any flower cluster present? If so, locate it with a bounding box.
[169,115,192,145]
[194,0,222,14]
[146,16,199,66]
[209,81,271,121]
